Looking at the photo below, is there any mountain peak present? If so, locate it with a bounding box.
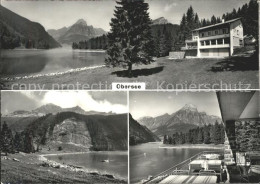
[181,104,197,111]
[75,19,87,26]
[152,17,169,25]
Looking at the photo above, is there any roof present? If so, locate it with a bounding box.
[159,175,217,184]
[193,18,241,31]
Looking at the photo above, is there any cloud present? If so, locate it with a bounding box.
[42,91,127,114]
[164,2,177,12]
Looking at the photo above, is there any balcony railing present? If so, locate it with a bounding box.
[199,33,230,41]
[181,46,197,50]
[200,44,230,49]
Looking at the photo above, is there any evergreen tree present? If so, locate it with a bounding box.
[203,125,211,144]
[163,135,168,144]
[194,13,200,28]
[211,15,217,24]
[14,132,22,152]
[0,122,14,155]
[105,0,154,77]
[214,122,222,144]
[197,128,204,143]
[24,130,34,153]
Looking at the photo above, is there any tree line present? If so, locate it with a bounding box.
[0,122,35,155]
[163,122,225,145]
[72,34,108,50]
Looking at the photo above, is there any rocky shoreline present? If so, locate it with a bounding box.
[1,65,105,81]
[159,144,224,149]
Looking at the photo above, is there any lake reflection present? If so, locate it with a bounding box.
[0,48,106,77]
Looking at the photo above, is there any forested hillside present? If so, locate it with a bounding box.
[0,5,61,49]
[0,112,127,155]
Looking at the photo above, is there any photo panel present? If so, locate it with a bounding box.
[0,0,258,90]
[129,91,260,183]
[0,91,129,183]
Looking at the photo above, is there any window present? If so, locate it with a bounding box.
[239,39,243,46]
[224,38,230,44]
[201,41,204,46]
[205,40,210,45]
[223,28,228,34]
[208,31,211,36]
[217,39,223,44]
[215,30,218,35]
[211,40,216,45]
[201,33,205,37]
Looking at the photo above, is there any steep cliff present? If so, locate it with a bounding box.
[129,114,160,146]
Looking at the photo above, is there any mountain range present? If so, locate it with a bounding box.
[4,103,115,117]
[138,104,222,138]
[47,19,106,44]
[0,5,61,49]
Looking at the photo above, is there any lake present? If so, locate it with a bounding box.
[0,48,106,77]
[130,142,223,183]
[46,151,128,180]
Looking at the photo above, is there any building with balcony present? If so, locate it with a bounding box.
[182,18,243,58]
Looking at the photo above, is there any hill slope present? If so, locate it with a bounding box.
[24,112,128,151]
[0,5,61,49]
[129,114,160,146]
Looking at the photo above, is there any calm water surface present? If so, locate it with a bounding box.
[46,151,128,180]
[0,48,106,77]
[130,142,222,183]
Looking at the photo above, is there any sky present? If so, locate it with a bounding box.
[130,91,222,120]
[1,0,249,31]
[1,91,127,115]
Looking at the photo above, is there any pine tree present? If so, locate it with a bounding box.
[214,122,222,144]
[203,125,211,144]
[194,13,200,28]
[197,128,204,143]
[105,0,154,77]
[24,130,34,153]
[0,122,14,155]
[180,14,188,42]
[211,15,217,24]
[14,132,22,152]
[163,135,168,144]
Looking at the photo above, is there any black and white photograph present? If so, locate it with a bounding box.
[0,91,128,183]
[0,0,258,90]
[129,91,260,183]
[0,0,260,184]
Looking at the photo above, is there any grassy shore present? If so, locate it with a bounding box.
[1,54,258,90]
[1,151,127,183]
[159,144,224,149]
